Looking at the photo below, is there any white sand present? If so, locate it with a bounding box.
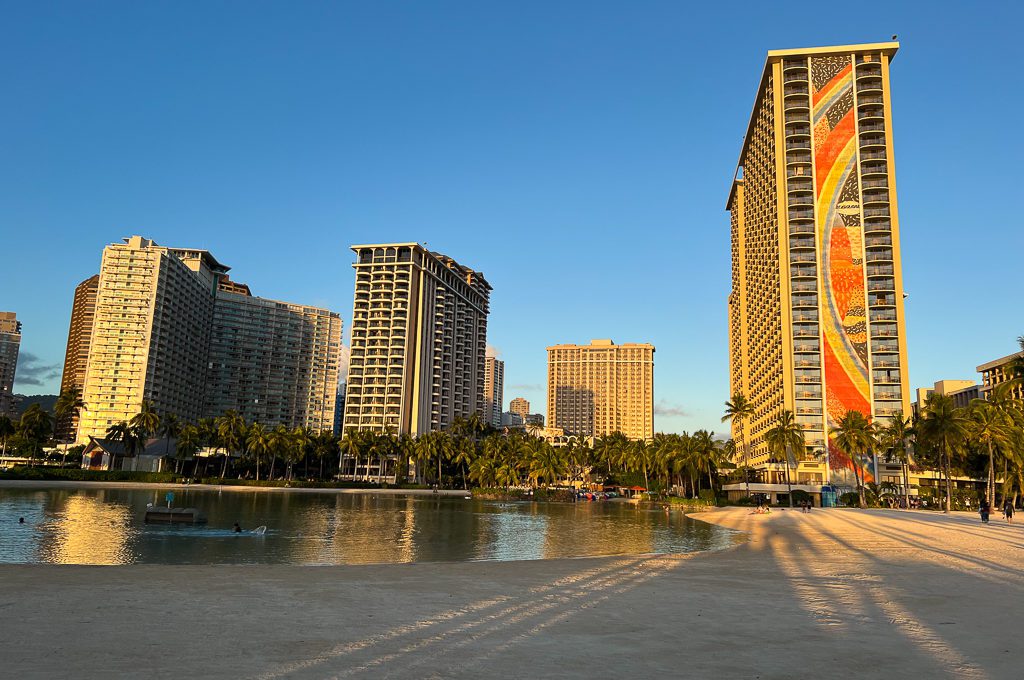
[1,507,1021,679]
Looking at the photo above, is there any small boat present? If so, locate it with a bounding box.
[144,506,208,524]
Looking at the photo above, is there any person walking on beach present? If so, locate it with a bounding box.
[979,498,991,524]
[1004,499,1014,524]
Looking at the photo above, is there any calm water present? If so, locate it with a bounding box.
[0,486,738,565]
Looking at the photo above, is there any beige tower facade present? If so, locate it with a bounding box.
[0,312,21,417]
[56,275,100,439]
[727,43,911,484]
[344,243,491,437]
[204,276,342,432]
[483,356,504,428]
[509,397,530,421]
[76,237,222,442]
[546,339,654,440]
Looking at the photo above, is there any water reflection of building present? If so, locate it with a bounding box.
[39,492,134,565]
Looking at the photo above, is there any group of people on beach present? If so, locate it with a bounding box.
[978,498,1015,524]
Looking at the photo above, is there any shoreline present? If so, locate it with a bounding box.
[0,479,470,497]
[1,507,1020,678]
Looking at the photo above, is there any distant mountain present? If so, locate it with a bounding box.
[13,394,58,416]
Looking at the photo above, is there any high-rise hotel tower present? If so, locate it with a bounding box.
[727,43,910,484]
[343,244,491,437]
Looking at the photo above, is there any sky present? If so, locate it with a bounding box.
[1,1,1021,434]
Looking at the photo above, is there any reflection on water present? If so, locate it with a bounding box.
[0,487,738,566]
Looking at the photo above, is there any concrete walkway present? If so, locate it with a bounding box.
[1,507,1021,679]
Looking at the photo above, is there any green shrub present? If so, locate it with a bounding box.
[791,489,812,504]
[839,491,860,507]
[0,467,181,483]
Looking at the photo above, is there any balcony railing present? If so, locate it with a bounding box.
[868,265,895,277]
[866,236,892,247]
[792,298,818,309]
[789,209,814,220]
[864,207,890,217]
[789,223,814,234]
[858,94,884,105]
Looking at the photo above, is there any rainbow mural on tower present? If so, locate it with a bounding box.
[810,55,873,483]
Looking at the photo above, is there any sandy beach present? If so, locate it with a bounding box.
[1,507,1021,679]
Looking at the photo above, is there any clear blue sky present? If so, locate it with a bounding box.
[2,1,1021,434]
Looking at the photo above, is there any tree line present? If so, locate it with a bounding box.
[721,339,1024,511]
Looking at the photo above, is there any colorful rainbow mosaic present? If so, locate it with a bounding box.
[810,55,873,483]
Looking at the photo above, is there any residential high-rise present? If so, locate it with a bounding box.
[483,356,504,428]
[76,237,223,442]
[509,397,530,421]
[0,312,22,417]
[344,243,491,438]
[546,339,654,440]
[75,236,343,443]
[727,42,910,486]
[333,382,346,434]
[56,275,100,439]
[203,275,342,432]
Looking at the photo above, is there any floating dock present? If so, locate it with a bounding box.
[144,507,207,524]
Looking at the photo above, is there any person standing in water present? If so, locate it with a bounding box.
[233,522,242,533]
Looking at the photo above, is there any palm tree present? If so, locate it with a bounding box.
[176,424,200,475]
[0,415,15,459]
[216,410,246,479]
[692,429,724,496]
[765,410,805,507]
[722,393,755,497]
[288,426,312,481]
[878,412,914,510]
[19,404,54,465]
[312,430,338,480]
[105,420,141,470]
[129,401,161,441]
[833,410,873,508]
[54,387,86,465]
[267,425,291,480]
[969,401,1012,510]
[339,428,363,480]
[196,418,218,477]
[246,422,270,480]
[158,412,181,461]
[452,436,475,490]
[917,393,970,513]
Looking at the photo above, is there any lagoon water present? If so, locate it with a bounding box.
[0,486,738,565]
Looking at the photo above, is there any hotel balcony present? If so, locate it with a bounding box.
[863,190,889,205]
[864,206,890,218]
[866,248,893,262]
[867,264,895,277]
[795,389,822,400]
[788,208,814,221]
[790,236,815,250]
[872,357,900,368]
[856,78,883,94]
[790,261,817,274]
[791,295,818,309]
[789,222,815,235]
[786,154,812,169]
[792,310,818,322]
[862,178,888,189]
[861,161,887,176]
[865,235,893,248]
[793,323,818,338]
[870,308,897,322]
[857,105,884,123]
[791,281,817,293]
[790,251,816,263]
[794,356,820,368]
[784,96,810,113]
[858,94,884,105]
[860,134,886,149]
[787,178,813,194]
[867,278,895,292]
[872,339,899,353]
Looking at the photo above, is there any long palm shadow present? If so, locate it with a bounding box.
[871,510,1024,550]
[255,556,649,679]
[333,555,686,678]
[780,514,989,679]
[827,512,1024,585]
[435,555,688,677]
